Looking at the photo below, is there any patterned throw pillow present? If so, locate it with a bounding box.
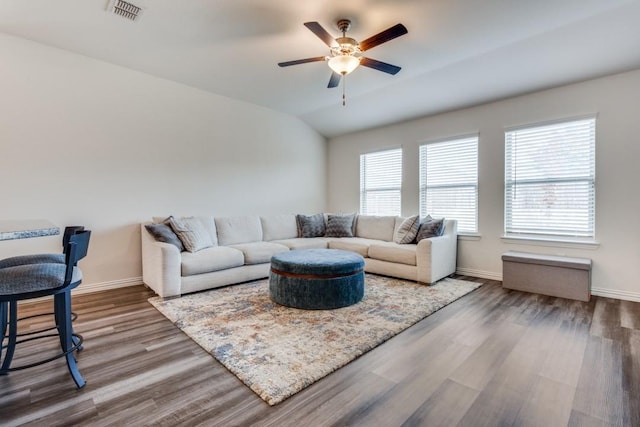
[144,223,184,251]
[415,216,445,242]
[325,214,356,237]
[393,215,420,244]
[296,213,326,238]
[168,217,215,252]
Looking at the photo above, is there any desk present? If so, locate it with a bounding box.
[0,220,60,241]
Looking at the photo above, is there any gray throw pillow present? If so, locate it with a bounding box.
[325,214,356,237]
[145,223,184,251]
[415,216,445,242]
[169,217,215,252]
[394,215,420,244]
[296,213,326,238]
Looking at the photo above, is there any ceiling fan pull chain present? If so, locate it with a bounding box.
[342,74,346,106]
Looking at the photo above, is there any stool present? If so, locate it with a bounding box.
[0,230,91,388]
[269,249,365,310]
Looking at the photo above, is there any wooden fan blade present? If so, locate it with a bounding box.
[327,72,341,88]
[360,57,402,75]
[359,23,408,52]
[278,56,326,67]
[304,22,338,48]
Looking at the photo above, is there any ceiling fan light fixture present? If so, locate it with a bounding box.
[328,54,360,75]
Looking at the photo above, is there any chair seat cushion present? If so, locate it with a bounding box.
[0,253,65,269]
[0,263,82,297]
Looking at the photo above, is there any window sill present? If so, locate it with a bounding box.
[458,233,482,241]
[501,235,600,250]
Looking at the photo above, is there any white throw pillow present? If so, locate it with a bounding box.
[393,215,420,244]
[169,216,215,253]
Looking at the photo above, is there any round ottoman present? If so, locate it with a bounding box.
[269,249,365,310]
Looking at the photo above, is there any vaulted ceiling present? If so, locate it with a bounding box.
[2,0,640,137]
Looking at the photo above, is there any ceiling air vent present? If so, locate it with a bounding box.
[107,0,143,22]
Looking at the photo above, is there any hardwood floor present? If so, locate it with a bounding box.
[1,276,639,426]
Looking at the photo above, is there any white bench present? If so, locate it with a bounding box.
[501,251,592,302]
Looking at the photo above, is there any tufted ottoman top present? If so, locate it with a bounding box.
[271,249,364,277]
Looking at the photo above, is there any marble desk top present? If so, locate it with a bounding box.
[0,219,60,241]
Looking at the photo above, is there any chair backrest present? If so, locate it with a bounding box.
[62,226,85,253]
[64,230,91,284]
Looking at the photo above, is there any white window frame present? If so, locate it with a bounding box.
[504,116,596,243]
[360,148,402,216]
[419,135,479,234]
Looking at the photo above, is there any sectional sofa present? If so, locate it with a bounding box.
[141,214,458,298]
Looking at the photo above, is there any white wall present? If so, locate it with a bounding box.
[0,34,327,291]
[328,69,640,301]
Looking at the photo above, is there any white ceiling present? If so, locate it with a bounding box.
[2,0,640,138]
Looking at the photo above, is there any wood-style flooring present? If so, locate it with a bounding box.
[1,275,639,426]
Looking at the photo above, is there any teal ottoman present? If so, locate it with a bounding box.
[269,249,365,310]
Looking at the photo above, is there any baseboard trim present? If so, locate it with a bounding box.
[591,287,640,303]
[456,267,502,281]
[75,276,143,295]
[23,273,640,303]
[456,268,640,302]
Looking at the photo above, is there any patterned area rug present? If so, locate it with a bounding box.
[148,275,481,405]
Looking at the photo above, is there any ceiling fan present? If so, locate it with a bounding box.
[278,19,408,104]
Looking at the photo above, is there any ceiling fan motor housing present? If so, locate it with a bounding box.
[334,37,360,57]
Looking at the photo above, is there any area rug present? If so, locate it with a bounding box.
[148,275,481,405]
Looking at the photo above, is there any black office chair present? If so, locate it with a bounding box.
[0,230,91,388]
[0,226,84,269]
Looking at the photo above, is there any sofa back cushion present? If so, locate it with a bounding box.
[260,215,298,241]
[215,216,263,246]
[355,215,397,242]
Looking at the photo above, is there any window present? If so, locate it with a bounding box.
[419,136,478,233]
[360,148,402,216]
[505,117,596,239]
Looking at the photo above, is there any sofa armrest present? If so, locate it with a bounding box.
[416,220,458,284]
[141,223,182,298]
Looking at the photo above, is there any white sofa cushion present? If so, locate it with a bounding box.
[181,246,244,276]
[215,216,263,246]
[229,242,289,265]
[271,238,329,250]
[368,242,418,266]
[261,215,298,241]
[329,237,381,257]
[355,215,397,242]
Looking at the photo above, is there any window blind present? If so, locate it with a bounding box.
[505,117,596,238]
[360,148,402,216]
[419,136,478,233]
